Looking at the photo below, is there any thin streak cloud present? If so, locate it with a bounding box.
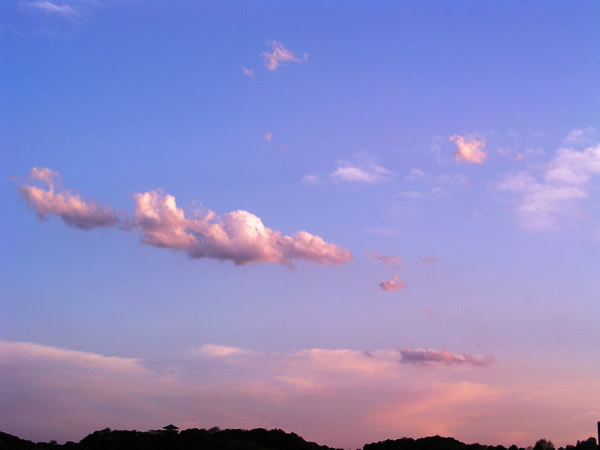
[400,349,494,367]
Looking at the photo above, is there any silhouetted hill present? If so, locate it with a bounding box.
[0,427,340,450]
[0,428,597,450]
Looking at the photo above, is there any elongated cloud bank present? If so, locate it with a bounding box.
[12,339,596,450]
[400,349,494,367]
[17,167,119,230]
[17,168,351,267]
[133,190,351,266]
[450,135,486,163]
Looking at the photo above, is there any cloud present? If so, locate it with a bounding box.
[302,174,320,184]
[563,127,596,147]
[379,275,407,292]
[17,167,120,230]
[242,67,254,77]
[420,256,438,264]
[406,168,427,181]
[13,339,600,450]
[0,340,148,376]
[16,168,351,267]
[262,41,305,71]
[450,135,487,163]
[498,143,600,230]
[331,160,392,184]
[264,132,273,143]
[132,190,351,266]
[366,252,403,267]
[27,1,79,19]
[400,349,494,367]
[191,344,257,358]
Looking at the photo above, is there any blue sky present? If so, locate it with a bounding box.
[2,1,600,448]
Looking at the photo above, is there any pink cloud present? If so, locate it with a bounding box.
[366,252,403,267]
[264,132,273,143]
[450,134,487,163]
[133,190,351,266]
[420,256,438,264]
[10,340,598,449]
[400,349,494,367]
[262,41,305,71]
[379,275,407,292]
[242,66,254,77]
[18,167,119,230]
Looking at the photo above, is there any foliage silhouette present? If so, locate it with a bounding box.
[0,428,597,450]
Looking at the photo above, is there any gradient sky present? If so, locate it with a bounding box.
[2,1,600,448]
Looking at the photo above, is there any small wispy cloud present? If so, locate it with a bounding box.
[379,275,407,292]
[242,67,254,77]
[27,1,79,19]
[302,174,320,185]
[331,159,392,184]
[406,168,428,181]
[420,256,438,264]
[400,349,494,367]
[563,127,596,147]
[264,132,273,143]
[450,134,487,164]
[366,252,403,267]
[262,41,306,71]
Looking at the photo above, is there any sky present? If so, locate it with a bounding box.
[1,1,600,448]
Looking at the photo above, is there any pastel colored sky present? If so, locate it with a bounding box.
[2,1,600,448]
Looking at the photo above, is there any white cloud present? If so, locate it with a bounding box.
[331,160,392,184]
[16,168,351,267]
[498,143,600,230]
[242,67,254,77]
[27,1,79,18]
[302,174,320,184]
[133,190,351,266]
[563,127,596,147]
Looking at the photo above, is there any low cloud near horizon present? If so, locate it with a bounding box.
[2,339,594,449]
[16,167,351,267]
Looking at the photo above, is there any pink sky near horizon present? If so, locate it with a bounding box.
[2,1,600,448]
